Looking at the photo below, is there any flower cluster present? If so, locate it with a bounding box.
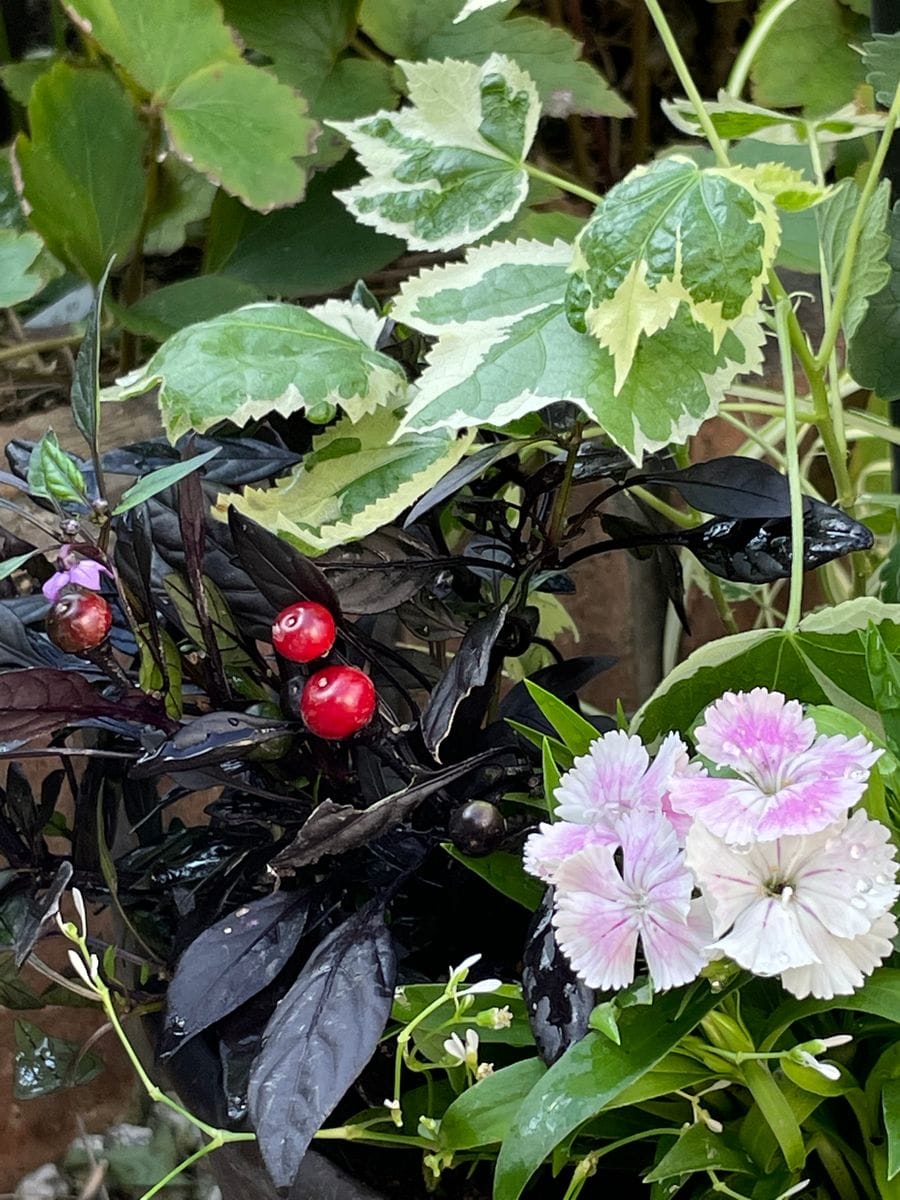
[523,688,898,999]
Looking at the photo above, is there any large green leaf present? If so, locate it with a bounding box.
[633,597,900,744]
[750,0,868,116]
[849,202,900,401]
[65,0,240,98]
[393,239,764,460]
[0,229,46,306]
[360,0,628,118]
[119,275,265,340]
[329,54,539,250]
[567,156,778,390]
[113,300,408,440]
[163,62,317,212]
[440,1059,547,1151]
[492,981,738,1200]
[818,178,891,342]
[225,407,471,554]
[215,159,403,298]
[15,64,146,280]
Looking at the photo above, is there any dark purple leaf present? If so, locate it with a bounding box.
[404,442,519,527]
[248,903,396,1190]
[131,711,296,779]
[102,434,300,488]
[636,456,794,519]
[0,604,101,673]
[228,509,341,619]
[686,500,875,583]
[420,607,508,761]
[318,530,441,615]
[179,456,229,705]
[271,750,501,873]
[0,668,174,751]
[522,889,594,1065]
[160,890,315,1058]
[11,860,73,968]
[69,261,111,460]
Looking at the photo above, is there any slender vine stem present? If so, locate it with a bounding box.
[0,333,84,364]
[642,0,729,167]
[523,162,601,206]
[815,81,900,371]
[775,299,806,630]
[724,0,802,98]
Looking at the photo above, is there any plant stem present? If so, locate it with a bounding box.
[724,0,802,98]
[709,575,740,636]
[138,1141,221,1200]
[119,110,162,373]
[0,333,85,364]
[775,298,806,631]
[815,81,900,372]
[523,162,601,206]
[641,0,729,167]
[546,426,583,548]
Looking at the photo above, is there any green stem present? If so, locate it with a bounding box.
[138,1141,221,1200]
[546,425,583,547]
[775,298,806,631]
[523,162,601,206]
[724,0,802,98]
[708,575,740,637]
[0,333,84,364]
[815,81,900,372]
[642,0,729,167]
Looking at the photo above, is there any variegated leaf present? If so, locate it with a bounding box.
[328,54,539,250]
[222,407,473,554]
[112,301,407,440]
[394,240,765,461]
[662,93,888,145]
[566,156,778,391]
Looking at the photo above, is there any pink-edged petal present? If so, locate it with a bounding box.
[713,896,820,975]
[754,777,863,841]
[669,774,772,845]
[779,912,898,1000]
[68,560,112,592]
[642,732,690,802]
[523,821,616,884]
[553,889,639,992]
[696,688,814,783]
[554,731,651,825]
[42,571,70,603]
[640,900,709,992]
[617,808,692,914]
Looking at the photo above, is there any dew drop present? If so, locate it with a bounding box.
[710,979,722,993]
[849,844,864,860]
[223,926,232,934]
[850,896,868,910]
[856,879,872,894]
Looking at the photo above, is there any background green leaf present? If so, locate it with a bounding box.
[0,229,47,307]
[849,202,900,401]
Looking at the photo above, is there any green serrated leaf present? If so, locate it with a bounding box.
[113,299,408,440]
[849,201,900,401]
[163,62,317,212]
[71,258,113,454]
[226,407,472,555]
[0,229,47,307]
[64,0,241,97]
[329,54,539,250]
[394,238,764,460]
[750,0,868,117]
[14,1018,103,1097]
[112,446,221,514]
[818,178,891,341]
[567,156,778,389]
[27,431,89,505]
[633,597,900,744]
[15,64,146,281]
[119,275,265,341]
[863,32,900,107]
[143,158,216,256]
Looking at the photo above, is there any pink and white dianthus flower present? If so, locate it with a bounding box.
[552,809,711,993]
[668,688,881,844]
[685,809,899,999]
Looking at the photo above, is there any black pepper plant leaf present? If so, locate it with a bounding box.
[522,889,594,1066]
[636,455,795,519]
[247,903,396,1190]
[131,712,297,779]
[228,508,342,619]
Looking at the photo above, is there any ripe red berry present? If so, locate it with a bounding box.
[46,586,112,653]
[299,666,376,740]
[271,601,336,663]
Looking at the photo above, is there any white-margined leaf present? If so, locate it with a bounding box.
[328,54,539,250]
[566,156,778,391]
[221,407,473,555]
[111,301,408,441]
[662,93,888,145]
[394,239,764,461]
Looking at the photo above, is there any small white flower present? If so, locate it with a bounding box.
[475,1061,494,1080]
[448,954,481,986]
[443,1028,479,1069]
[71,888,87,938]
[418,1115,441,1139]
[67,949,96,990]
[790,1050,841,1082]
[478,1005,512,1030]
[460,977,502,996]
[382,1099,402,1128]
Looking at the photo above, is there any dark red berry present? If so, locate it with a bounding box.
[449,801,506,856]
[299,666,376,740]
[46,586,112,653]
[272,601,336,663]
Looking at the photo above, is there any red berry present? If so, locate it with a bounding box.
[299,666,376,740]
[46,586,112,653]
[271,601,336,663]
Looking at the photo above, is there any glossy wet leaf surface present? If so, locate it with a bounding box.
[14,1017,103,1097]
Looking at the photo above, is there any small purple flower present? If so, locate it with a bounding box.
[551,809,711,993]
[668,688,881,844]
[42,544,113,604]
